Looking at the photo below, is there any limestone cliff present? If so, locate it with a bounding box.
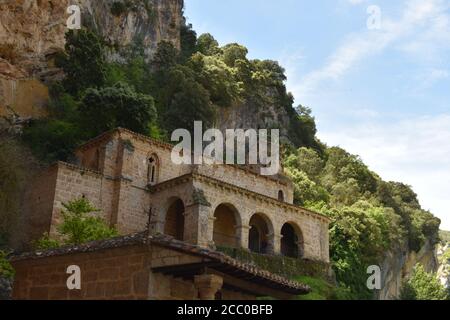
[0,0,183,124]
[437,242,450,289]
[218,88,295,144]
[377,240,439,300]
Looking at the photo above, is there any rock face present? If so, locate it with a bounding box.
[0,0,183,128]
[218,89,294,144]
[0,0,183,79]
[377,240,439,300]
[437,243,450,289]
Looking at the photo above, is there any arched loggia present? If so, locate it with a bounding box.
[164,198,185,241]
[248,213,274,254]
[281,222,304,258]
[213,204,241,248]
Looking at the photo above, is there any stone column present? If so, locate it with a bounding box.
[148,206,165,235]
[296,240,305,258]
[268,233,283,255]
[194,274,224,300]
[236,225,251,250]
[184,204,213,247]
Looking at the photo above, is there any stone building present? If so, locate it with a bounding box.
[13,127,330,300]
[11,233,311,300]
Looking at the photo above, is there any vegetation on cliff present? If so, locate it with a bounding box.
[400,264,448,300]
[11,21,443,299]
[283,146,441,299]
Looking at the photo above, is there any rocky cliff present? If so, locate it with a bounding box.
[0,0,183,124]
[437,242,450,290]
[377,240,439,300]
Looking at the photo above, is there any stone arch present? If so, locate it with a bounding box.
[147,153,160,186]
[281,222,304,258]
[164,197,185,241]
[248,213,274,254]
[213,203,241,248]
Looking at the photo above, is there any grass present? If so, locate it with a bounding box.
[294,275,354,300]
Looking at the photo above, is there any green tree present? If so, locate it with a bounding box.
[180,23,197,61]
[401,264,448,300]
[22,119,82,163]
[35,198,118,249]
[221,43,248,67]
[0,250,14,279]
[189,52,242,107]
[284,147,324,181]
[151,41,179,71]
[79,82,156,137]
[285,167,329,206]
[58,30,107,97]
[196,33,220,56]
[162,65,216,134]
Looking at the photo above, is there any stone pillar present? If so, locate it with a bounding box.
[206,215,216,248]
[184,204,213,247]
[268,233,283,255]
[237,225,251,250]
[296,240,305,258]
[148,206,165,235]
[194,274,223,300]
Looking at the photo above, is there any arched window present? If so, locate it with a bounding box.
[281,223,304,258]
[213,204,240,248]
[249,227,261,253]
[148,155,159,186]
[164,198,185,241]
[248,214,273,254]
[278,190,284,202]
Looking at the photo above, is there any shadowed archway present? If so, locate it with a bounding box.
[248,213,274,254]
[213,203,240,248]
[164,198,185,241]
[281,222,304,258]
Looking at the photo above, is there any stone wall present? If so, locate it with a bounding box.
[192,177,329,262]
[26,129,330,263]
[11,243,256,300]
[12,245,151,300]
[25,166,58,242]
[195,164,294,204]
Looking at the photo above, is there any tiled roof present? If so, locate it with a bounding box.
[11,233,310,295]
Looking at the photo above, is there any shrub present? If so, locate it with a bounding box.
[34,233,61,250]
[400,264,448,300]
[79,82,156,137]
[35,198,118,249]
[0,251,14,279]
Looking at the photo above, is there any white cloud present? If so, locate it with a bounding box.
[418,68,449,88]
[347,0,366,5]
[294,0,450,101]
[319,114,450,229]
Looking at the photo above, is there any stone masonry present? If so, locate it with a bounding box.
[26,128,330,263]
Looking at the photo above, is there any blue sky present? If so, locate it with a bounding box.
[184,0,450,229]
